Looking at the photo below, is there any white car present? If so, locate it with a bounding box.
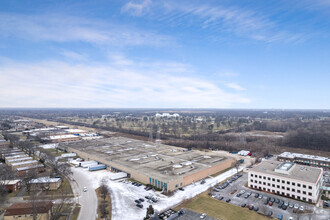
[288,217,293,220]
[299,206,304,211]
[83,187,87,192]
[200,213,206,219]
[294,204,299,209]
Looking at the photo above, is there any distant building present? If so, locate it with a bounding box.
[278,152,330,169]
[16,164,45,177]
[11,160,39,170]
[4,201,53,220]
[29,177,62,191]
[155,113,180,118]
[45,134,80,143]
[248,161,323,203]
[0,180,21,192]
[0,139,10,148]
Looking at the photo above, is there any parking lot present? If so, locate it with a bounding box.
[211,172,330,220]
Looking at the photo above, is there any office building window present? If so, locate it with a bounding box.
[272,184,275,187]
[298,190,301,193]
[308,192,312,196]
[272,178,275,181]
[251,174,254,177]
[292,189,295,192]
[303,185,306,188]
[263,176,266,180]
[298,183,301,187]
[287,181,290,184]
[282,180,285,184]
[268,177,270,180]
[277,179,280,183]
[292,182,295,186]
[287,187,290,191]
[303,191,306,195]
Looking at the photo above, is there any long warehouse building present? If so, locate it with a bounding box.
[65,137,235,192]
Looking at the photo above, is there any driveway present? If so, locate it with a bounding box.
[71,167,98,220]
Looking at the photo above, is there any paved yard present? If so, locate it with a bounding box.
[211,172,330,220]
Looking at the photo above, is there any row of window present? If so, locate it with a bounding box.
[250,174,312,189]
[250,180,312,196]
[150,178,167,190]
[250,185,313,202]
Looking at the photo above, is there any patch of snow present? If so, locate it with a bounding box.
[73,164,247,220]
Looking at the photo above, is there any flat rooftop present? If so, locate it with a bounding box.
[279,152,330,163]
[64,137,232,181]
[249,160,322,184]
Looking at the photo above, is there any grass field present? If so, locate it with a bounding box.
[174,192,268,220]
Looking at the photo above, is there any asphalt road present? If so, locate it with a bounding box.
[71,167,98,220]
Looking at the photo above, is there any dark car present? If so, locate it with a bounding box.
[135,200,141,204]
[236,193,242,197]
[136,203,143,208]
[145,196,151,199]
[226,198,231,203]
[254,207,259,212]
[179,188,184,191]
[139,198,145,202]
[293,208,297,213]
[267,197,271,202]
[255,193,259,198]
[270,198,275,203]
[267,211,273,217]
[249,205,254,210]
[282,205,288,210]
[264,200,269,205]
[218,196,224,200]
[275,199,280,204]
[241,203,246,208]
[244,194,250,199]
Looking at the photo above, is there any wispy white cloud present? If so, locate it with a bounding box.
[121,0,152,16]
[59,50,88,61]
[0,58,250,108]
[226,83,245,91]
[0,12,174,47]
[121,0,305,43]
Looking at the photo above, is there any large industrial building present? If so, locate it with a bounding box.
[278,152,330,169]
[248,161,323,203]
[64,137,235,192]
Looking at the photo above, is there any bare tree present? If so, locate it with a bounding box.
[99,179,109,201]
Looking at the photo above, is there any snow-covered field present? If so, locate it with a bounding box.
[73,165,246,220]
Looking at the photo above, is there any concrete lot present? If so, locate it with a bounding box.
[211,172,330,220]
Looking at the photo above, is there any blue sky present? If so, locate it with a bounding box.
[0,0,329,109]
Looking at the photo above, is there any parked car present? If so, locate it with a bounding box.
[294,204,299,209]
[83,187,87,192]
[282,205,288,210]
[226,198,231,203]
[218,196,224,200]
[139,198,145,202]
[244,194,250,199]
[275,199,280,204]
[277,214,283,220]
[284,201,289,206]
[253,206,259,212]
[299,206,304,211]
[241,203,246,208]
[289,203,294,208]
[270,198,275,203]
[200,213,206,219]
[135,200,141,204]
[249,205,254,210]
[293,208,297,213]
[258,194,263,199]
[267,211,273,217]
[269,201,273,206]
[247,191,252,196]
[264,200,269,205]
[255,193,259,198]
[136,203,143,208]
